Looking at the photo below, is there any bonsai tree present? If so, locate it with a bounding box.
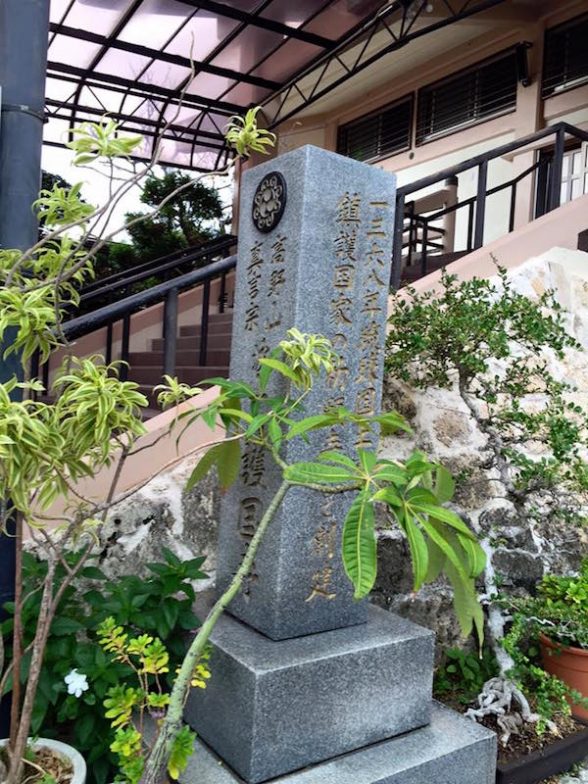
[386,268,588,737]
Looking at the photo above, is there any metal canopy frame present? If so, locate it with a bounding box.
[45,0,507,171]
[262,0,508,129]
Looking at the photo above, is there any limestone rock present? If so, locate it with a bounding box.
[492,549,544,590]
[381,377,417,422]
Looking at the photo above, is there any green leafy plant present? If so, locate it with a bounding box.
[96,618,211,784]
[386,267,588,735]
[434,647,499,704]
[386,268,586,497]
[224,107,276,157]
[1,549,207,784]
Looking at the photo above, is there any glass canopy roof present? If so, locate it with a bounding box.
[46,0,507,171]
[46,0,385,170]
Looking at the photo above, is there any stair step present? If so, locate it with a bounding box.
[129,350,231,367]
[151,334,232,352]
[130,365,229,386]
[179,322,233,338]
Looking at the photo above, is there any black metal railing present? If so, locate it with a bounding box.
[391,121,588,288]
[79,233,237,309]
[39,254,237,392]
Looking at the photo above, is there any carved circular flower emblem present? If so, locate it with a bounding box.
[252,172,287,233]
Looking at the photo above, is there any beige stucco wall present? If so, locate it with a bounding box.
[269,0,588,252]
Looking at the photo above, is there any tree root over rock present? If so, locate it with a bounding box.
[466,676,557,745]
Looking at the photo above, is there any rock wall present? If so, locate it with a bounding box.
[373,248,588,650]
[97,454,220,590]
[98,248,588,652]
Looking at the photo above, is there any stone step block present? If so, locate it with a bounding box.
[129,365,228,386]
[128,350,231,367]
[185,606,434,784]
[180,701,496,784]
[151,333,232,352]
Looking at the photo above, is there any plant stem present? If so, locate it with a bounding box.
[6,556,56,784]
[139,480,291,784]
[8,512,23,752]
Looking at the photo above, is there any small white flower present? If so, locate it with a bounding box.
[64,669,89,698]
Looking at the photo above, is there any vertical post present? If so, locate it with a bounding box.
[421,220,429,277]
[119,314,130,382]
[0,0,50,736]
[473,160,488,250]
[509,182,518,233]
[163,288,178,377]
[391,192,405,290]
[105,322,113,365]
[199,279,211,367]
[467,201,474,251]
[442,175,458,254]
[548,126,565,212]
[219,272,227,314]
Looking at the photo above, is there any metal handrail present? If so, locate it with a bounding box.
[392,122,588,287]
[64,254,237,340]
[35,254,238,389]
[397,122,588,198]
[80,233,237,301]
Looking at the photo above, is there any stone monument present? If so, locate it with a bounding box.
[184,146,496,784]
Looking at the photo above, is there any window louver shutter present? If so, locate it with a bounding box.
[416,51,518,144]
[542,15,588,97]
[337,97,412,162]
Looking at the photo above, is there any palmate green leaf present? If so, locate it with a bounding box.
[284,461,358,486]
[342,489,377,599]
[403,516,429,590]
[267,417,283,450]
[186,444,222,490]
[434,465,455,503]
[374,411,412,436]
[456,532,486,577]
[374,461,407,485]
[217,438,241,489]
[445,560,485,643]
[358,449,377,474]
[186,439,241,490]
[414,513,470,586]
[412,499,479,543]
[286,414,338,440]
[371,487,402,506]
[425,537,446,582]
[317,450,356,469]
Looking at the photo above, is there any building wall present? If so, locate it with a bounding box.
[272,0,588,251]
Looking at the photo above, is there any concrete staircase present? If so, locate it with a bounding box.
[128,311,233,397]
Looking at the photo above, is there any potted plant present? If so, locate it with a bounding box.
[535,563,588,721]
[502,561,588,723]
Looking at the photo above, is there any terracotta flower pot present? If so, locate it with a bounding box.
[540,633,588,722]
[0,737,86,784]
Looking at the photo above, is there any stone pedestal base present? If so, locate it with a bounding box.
[180,702,497,784]
[185,607,434,783]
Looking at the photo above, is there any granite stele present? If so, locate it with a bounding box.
[184,145,496,784]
